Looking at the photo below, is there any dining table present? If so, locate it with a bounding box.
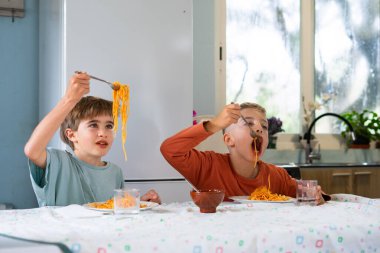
[0,194,379,253]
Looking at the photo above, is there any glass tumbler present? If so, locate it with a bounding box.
[296,180,318,206]
[114,188,140,214]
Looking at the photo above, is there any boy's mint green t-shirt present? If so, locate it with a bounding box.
[28,148,124,206]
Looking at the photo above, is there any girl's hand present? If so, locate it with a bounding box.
[141,189,161,204]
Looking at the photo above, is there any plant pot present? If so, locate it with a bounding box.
[349,144,370,149]
[340,110,380,149]
[349,134,370,149]
[268,136,277,149]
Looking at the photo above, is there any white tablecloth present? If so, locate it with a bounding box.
[0,194,379,253]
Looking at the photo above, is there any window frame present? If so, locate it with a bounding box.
[216,0,315,121]
[215,0,351,149]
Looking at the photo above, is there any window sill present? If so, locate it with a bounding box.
[275,133,347,150]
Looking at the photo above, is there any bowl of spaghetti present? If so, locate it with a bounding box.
[190,189,224,213]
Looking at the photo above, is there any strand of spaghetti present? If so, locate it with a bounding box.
[112,87,120,134]
[253,137,258,169]
[120,85,130,160]
[112,81,130,160]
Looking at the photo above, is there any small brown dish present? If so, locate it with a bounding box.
[190,189,225,213]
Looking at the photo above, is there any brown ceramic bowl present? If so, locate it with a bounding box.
[190,189,225,213]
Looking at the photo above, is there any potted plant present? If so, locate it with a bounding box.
[340,109,380,149]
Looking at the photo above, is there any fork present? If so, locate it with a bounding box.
[75,71,120,90]
[231,102,258,138]
[240,115,258,139]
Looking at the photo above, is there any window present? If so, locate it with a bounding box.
[314,0,380,133]
[226,0,300,132]
[225,0,380,134]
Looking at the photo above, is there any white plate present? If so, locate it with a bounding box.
[229,196,295,203]
[83,201,159,212]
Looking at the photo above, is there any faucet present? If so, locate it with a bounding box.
[303,112,356,164]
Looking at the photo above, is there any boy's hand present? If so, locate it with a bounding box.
[205,103,241,133]
[316,185,326,205]
[141,189,161,204]
[64,72,90,103]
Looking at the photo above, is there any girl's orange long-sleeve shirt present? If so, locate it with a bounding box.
[160,123,297,198]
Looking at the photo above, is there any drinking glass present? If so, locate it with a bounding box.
[114,188,140,214]
[296,180,318,206]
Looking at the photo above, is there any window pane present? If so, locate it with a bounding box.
[226,0,300,133]
[315,0,380,133]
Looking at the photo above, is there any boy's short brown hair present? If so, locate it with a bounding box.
[223,102,266,134]
[60,96,113,150]
[240,102,266,114]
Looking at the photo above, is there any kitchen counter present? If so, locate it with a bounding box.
[264,148,380,165]
[292,163,380,198]
[0,194,379,253]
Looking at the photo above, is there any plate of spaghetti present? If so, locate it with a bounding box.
[84,200,159,212]
[229,195,295,203]
[230,183,294,203]
[230,174,295,203]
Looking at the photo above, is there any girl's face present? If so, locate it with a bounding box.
[68,114,114,165]
[229,108,269,163]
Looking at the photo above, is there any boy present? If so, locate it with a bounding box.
[161,102,326,204]
[24,73,160,206]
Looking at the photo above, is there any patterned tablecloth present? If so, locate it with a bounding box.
[0,194,379,253]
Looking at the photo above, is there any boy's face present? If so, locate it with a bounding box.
[68,114,115,161]
[226,108,269,163]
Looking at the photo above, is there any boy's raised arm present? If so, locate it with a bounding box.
[160,103,242,177]
[24,73,90,168]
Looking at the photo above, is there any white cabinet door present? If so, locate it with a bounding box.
[124,180,192,203]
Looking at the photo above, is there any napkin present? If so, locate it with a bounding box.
[53,204,106,218]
